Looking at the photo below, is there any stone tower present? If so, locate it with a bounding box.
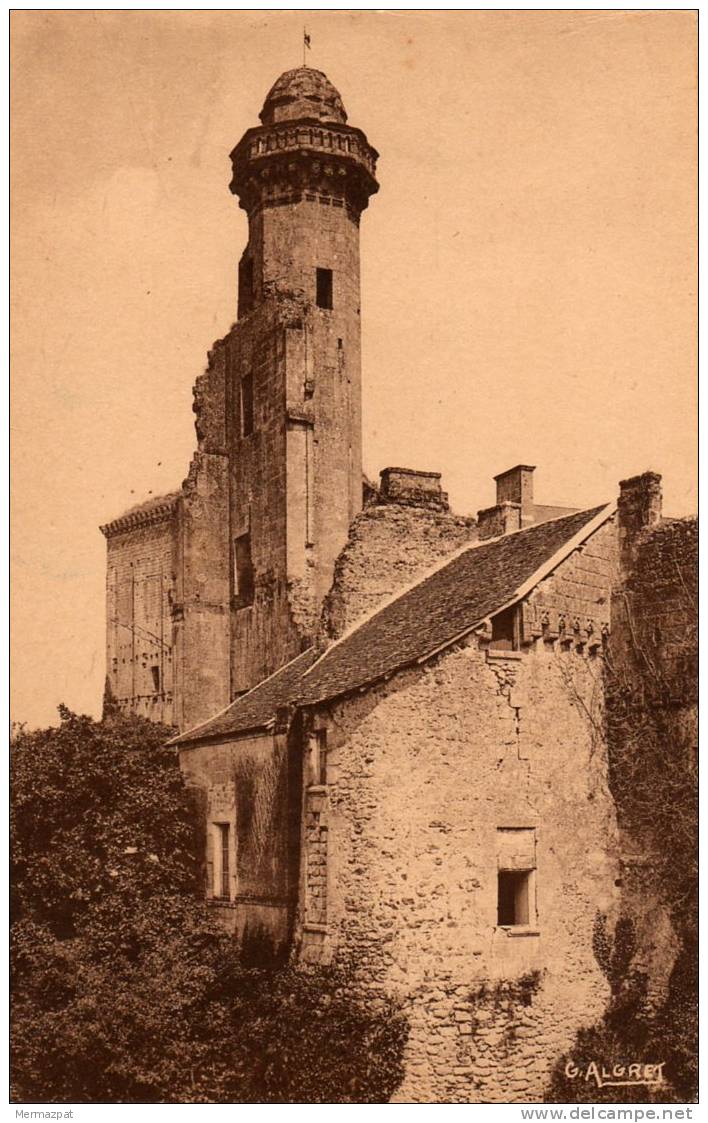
[225,67,379,694]
[101,67,379,731]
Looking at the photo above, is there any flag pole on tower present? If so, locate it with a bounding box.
[303,28,311,67]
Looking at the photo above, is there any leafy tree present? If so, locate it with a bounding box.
[11,709,408,1103]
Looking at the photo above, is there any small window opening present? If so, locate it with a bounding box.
[238,255,254,317]
[234,533,255,607]
[497,870,531,926]
[214,823,230,900]
[490,605,519,651]
[316,267,333,310]
[240,373,254,437]
[314,729,328,786]
[150,665,160,692]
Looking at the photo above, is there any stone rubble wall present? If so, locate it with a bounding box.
[298,526,622,1102]
[320,502,477,641]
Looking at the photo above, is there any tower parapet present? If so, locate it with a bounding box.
[230,68,378,224]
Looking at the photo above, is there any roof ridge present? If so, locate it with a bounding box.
[304,503,610,680]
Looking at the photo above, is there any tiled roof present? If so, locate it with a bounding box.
[171,648,318,746]
[173,504,611,746]
[297,505,609,707]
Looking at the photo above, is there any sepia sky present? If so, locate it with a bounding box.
[11,10,696,728]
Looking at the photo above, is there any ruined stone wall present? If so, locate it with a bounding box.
[225,302,306,694]
[105,517,176,725]
[179,728,299,948]
[171,342,232,732]
[610,516,697,731]
[321,503,477,640]
[607,516,697,1005]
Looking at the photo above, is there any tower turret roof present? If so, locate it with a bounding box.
[259,67,347,126]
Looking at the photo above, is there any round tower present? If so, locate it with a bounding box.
[224,69,380,692]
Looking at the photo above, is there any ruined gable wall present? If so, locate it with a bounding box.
[105,518,176,725]
[321,503,477,640]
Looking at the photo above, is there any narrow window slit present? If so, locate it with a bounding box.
[316,268,333,309]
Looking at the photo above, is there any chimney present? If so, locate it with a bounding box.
[494,465,535,527]
[477,464,536,541]
[379,467,449,511]
[617,471,662,566]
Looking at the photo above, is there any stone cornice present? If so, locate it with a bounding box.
[100,495,180,539]
[230,120,379,216]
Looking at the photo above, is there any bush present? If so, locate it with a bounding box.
[545,916,696,1103]
[11,709,407,1103]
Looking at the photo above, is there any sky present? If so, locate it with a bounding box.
[11,11,696,728]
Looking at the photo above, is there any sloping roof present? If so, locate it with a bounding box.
[532,503,579,525]
[173,504,612,747]
[171,648,318,746]
[297,504,610,707]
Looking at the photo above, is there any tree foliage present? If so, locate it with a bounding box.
[11,709,408,1103]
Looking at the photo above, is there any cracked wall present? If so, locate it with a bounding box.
[297,531,622,1103]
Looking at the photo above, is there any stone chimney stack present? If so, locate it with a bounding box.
[617,471,662,566]
[379,467,449,511]
[495,465,535,526]
[477,464,536,541]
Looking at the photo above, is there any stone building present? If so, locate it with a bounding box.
[101,67,696,1103]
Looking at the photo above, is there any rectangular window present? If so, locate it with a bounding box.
[240,373,254,437]
[496,828,536,927]
[497,870,531,926]
[315,729,327,785]
[234,533,254,607]
[490,605,519,651]
[150,665,160,692]
[214,823,230,900]
[316,267,333,310]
